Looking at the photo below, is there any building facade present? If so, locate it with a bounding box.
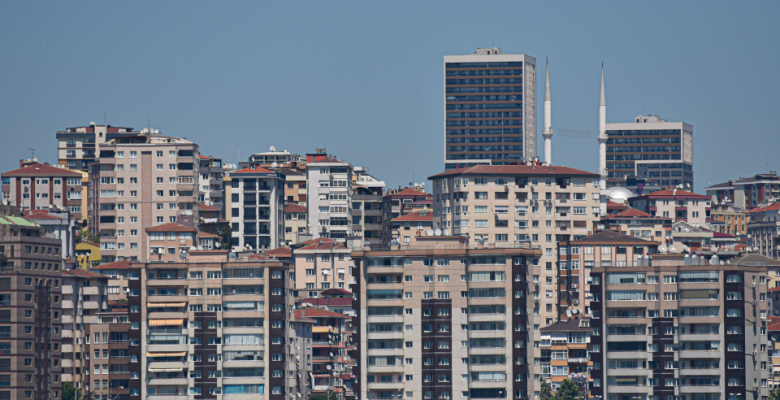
[198,154,225,212]
[390,210,434,246]
[444,48,536,170]
[628,189,710,228]
[305,154,353,240]
[0,214,64,400]
[126,256,309,400]
[56,123,143,172]
[2,161,84,220]
[589,255,770,400]
[293,239,353,298]
[706,173,780,210]
[381,188,432,245]
[429,164,601,326]
[227,166,285,251]
[283,204,307,246]
[605,115,693,188]
[350,237,541,400]
[87,133,200,262]
[538,319,592,391]
[747,203,780,259]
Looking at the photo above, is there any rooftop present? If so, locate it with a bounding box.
[2,162,81,177]
[630,188,709,200]
[392,210,433,222]
[429,164,598,179]
[285,204,307,213]
[539,318,592,332]
[92,260,132,269]
[747,202,780,214]
[571,230,656,245]
[294,308,349,319]
[63,268,109,279]
[146,222,198,233]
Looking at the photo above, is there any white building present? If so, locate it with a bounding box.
[305,153,353,240]
[228,165,285,251]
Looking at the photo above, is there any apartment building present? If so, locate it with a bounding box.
[305,154,353,240]
[0,213,64,400]
[227,166,285,251]
[293,239,352,298]
[429,164,601,326]
[709,204,748,236]
[628,188,710,228]
[391,210,434,246]
[283,204,307,246]
[589,255,770,400]
[198,202,227,236]
[294,308,354,399]
[56,123,143,172]
[83,310,132,400]
[145,223,198,262]
[126,255,309,400]
[605,115,694,188]
[24,209,78,260]
[274,168,307,205]
[76,242,101,269]
[299,290,355,318]
[90,261,135,303]
[87,132,200,263]
[350,236,541,400]
[2,161,85,220]
[747,203,780,259]
[381,188,432,245]
[706,173,780,210]
[247,148,302,166]
[444,48,536,170]
[538,318,592,391]
[198,154,225,212]
[556,231,658,321]
[602,207,672,245]
[60,269,110,393]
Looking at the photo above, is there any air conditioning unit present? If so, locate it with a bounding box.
[573,299,580,305]
[571,284,579,289]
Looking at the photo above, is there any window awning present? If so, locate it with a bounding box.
[148,368,184,372]
[147,352,186,357]
[614,377,637,383]
[147,303,186,308]
[148,319,184,326]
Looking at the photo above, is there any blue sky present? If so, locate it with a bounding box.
[1,1,778,192]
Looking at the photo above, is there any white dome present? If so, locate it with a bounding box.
[603,186,633,203]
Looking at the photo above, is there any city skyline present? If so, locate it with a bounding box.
[1,2,779,192]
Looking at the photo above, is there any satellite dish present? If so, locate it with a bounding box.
[270,145,276,152]
[426,229,434,236]
[566,309,572,318]
[326,365,332,371]
[572,308,579,314]
[658,244,668,253]
[271,162,278,168]
[435,229,442,236]
[443,229,450,236]
[668,244,679,253]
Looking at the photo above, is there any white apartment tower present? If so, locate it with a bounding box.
[227,166,285,251]
[305,153,354,240]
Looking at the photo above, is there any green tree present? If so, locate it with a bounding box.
[62,382,78,400]
[219,226,232,250]
[76,228,100,244]
[309,393,337,400]
[540,381,554,400]
[554,379,582,400]
[770,387,780,400]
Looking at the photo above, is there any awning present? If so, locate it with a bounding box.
[147,352,186,357]
[147,303,186,308]
[614,377,637,383]
[148,368,184,372]
[148,319,184,326]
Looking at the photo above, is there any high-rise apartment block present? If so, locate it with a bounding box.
[605,115,694,189]
[305,154,353,240]
[198,154,225,212]
[226,166,285,251]
[88,132,200,262]
[706,173,780,210]
[2,161,85,220]
[350,237,541,400]
[444,48,536,170]
[429,164,601,326]
[352,167,385,242]
[0,212,64,400]
[589,255,770,400]
[747,203,780,259]
[56,123,143,172]
[126,256,310,400]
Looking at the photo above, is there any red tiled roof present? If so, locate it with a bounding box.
[2,163,81,177]
[300,297,353,307]
[197,231,219,238]
[748,202,780,213]
[633,189,709,199]
[264,247,292,258]
[92,261,132,269]
[247,254,269,260]
[231,166,273,174]
[24,210,65,220]
[712,232,736,239]
[429,164,598,179]
[285,204,307,213]
[146,222,198,233]
[63,269,109,279]
[298,241,348,251]
[392,211,433,222]
[768,287,780,293]
[199,202,219,211]
[606,200,629,211]
[298,238,333,246]
[198,154,210,159]
[611,208,653,218]
[321,288,352,296]
[390,188,430,197]
[294,308,349,319]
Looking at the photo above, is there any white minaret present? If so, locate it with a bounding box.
[542,59,553,165]
[598,65,607,191]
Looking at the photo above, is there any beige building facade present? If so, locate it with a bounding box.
[293,239,353,298]
[429,164,601,326]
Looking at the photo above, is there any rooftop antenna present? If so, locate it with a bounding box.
[27,148,36,159]
[147,118,150,131]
